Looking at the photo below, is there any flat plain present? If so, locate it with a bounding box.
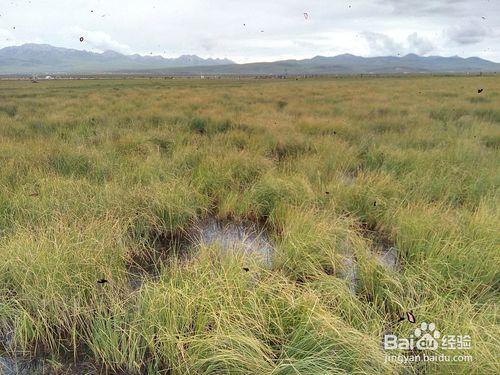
[0,76,498,374]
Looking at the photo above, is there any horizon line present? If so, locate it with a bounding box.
[2,43,499,65]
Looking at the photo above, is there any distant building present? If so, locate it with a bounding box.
[45,75,55,80]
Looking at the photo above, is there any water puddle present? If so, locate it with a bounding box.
[342,253,358,293]
[0,355,101,375]
[126,232,188,290]
[0,330,97,375]
[189,218,274,267]
[127,217,275,290]
[373,244,398,271]
[338,171,357,186]
[0,357,45,375]
[368,230,398,271]
[342,226,399,292]
[337,166,363,186]
[3,218,275,372]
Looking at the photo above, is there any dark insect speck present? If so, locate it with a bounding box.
[243,267,250,272]
[478,89,483,94]
[97,279,108,284]
[396,311,416,324]
[406,311,416,323]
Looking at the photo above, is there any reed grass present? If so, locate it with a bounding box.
[0,75,498,374]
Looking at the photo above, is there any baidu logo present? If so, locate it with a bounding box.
[414,322,440,350]
[384,322,470,351]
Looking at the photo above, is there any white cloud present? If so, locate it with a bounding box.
[361,31,436,56]
[0,0,498,61]
[66,27,132,54]
[376,0,472,16]
[361,31,403,56]
[446,21,491,45]
[407,32,435,55]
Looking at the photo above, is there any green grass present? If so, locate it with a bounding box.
[0,76,498,374]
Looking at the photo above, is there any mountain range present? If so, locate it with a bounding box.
[0,44,499,76]
[0,44,234,75]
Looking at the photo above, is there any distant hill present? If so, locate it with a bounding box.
[146,53,499,76]
[0,44,234,74]
[0,44,498,75]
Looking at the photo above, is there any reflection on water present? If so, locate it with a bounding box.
[0,357,46,375]
[0,356,101,375]
[374,246,398,270]
[191,218,274,267]
[127,217,275,290]
[342,237,399,293]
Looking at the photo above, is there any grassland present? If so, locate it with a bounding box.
[0,76,498,374]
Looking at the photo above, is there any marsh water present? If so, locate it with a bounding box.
[1,218,396,372]
[127,217,275,290]
[343,233,399,292]
[190,218,274,267]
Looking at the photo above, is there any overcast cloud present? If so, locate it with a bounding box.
[0,0,498,62]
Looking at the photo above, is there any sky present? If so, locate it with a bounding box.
[0,0,499,63]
